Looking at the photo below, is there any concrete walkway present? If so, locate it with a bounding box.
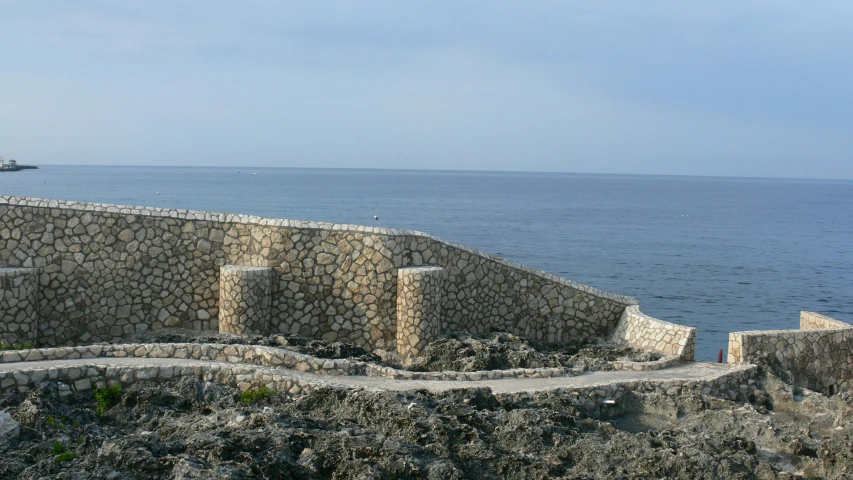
[0,357,748,394]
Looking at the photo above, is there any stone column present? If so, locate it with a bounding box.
[219,265,272,335]
[0,267,40,346]
[396,266,444,362]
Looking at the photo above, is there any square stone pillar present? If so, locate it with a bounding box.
[0,267,40,346]
[396,266,444,362]
[219,265,272,335]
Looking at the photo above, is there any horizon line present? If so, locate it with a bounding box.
[23,163,853,183]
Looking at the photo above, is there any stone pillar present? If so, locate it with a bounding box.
[219,265,272,335]
[0,267,40,346]
[396,266,444,362]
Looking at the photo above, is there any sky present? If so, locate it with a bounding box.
[1,1,852,178]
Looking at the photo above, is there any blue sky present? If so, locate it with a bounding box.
[1,1,852,178]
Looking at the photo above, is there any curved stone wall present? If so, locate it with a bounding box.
[0,196,637,351]
[218,265,271,335]
[0,357,760,418]
[609,305,697,361]
[0,343,588,381]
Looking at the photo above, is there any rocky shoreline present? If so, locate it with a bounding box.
[0,332,851,478]
[1,369,852,479]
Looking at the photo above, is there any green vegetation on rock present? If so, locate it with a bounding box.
[94,385,122,417]
[240,385,274,404]
[0,340,33,351]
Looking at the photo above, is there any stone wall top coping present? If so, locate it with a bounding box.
[221,265,272,272]
[0,195,637,305]
[732,328,853,336]
[801,311,853,330]
[398,265,444,272]
[624,305,697,330]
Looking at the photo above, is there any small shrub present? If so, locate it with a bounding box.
[94,385,122,417]
[52,440,78,463]
[53,440,67,455]
[0,340,34,351]
[55,452,77,464]
[46,416,65,430]
[240,386,274,404]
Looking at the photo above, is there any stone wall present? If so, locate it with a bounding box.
[0,196,636,352]
[728,311,853,393]
[609,305,697,361]
[395,266,444,360]
[0,267,39,345]
[218,265,272,335]
[0,343,586,381]
[800,311,850,330]
[0,355,760,419]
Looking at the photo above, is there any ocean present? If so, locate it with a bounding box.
[2,165,851,361]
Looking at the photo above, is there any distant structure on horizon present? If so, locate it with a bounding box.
[0,156,38,172]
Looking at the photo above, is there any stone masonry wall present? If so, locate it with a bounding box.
[728,311,853,393]
[610,305,697,361]
[395,266,444,360]
[801,311,850,330]
[0,267,39,345]
[0,196,636,351]
[218,265,272,335]
[1,355,760,419]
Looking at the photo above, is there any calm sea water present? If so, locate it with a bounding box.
[2,166,851,361]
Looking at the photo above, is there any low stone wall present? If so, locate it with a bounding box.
[800,311,850,330]
[365,364,583,381]
[610,354,682,372]
[728,311,853,393]
[0,267,39,345]
[0,361,326,398]
[0,196,636,352]
[609,306,696,361]
[0,352,759,419]
[0,343,589,381]
[500,364,759,417]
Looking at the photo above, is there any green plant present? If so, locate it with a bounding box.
[55,452,77,463]
[52,440,67,455]
[0,340,34,351]
[94,385,122,417]
[46,416,65,430]
[52,440,78,463]
[240,385,274,404]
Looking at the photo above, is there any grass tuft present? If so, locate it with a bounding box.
[0,340,34,351]
[52,440,66,455]
[94,385,123,417]
[240,385,274,404]
[46,416,65,430]
[55,452,77,464]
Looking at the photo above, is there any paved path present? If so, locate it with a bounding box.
[0,357,747,394]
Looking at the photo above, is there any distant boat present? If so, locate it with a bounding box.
[0,156,38,172]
